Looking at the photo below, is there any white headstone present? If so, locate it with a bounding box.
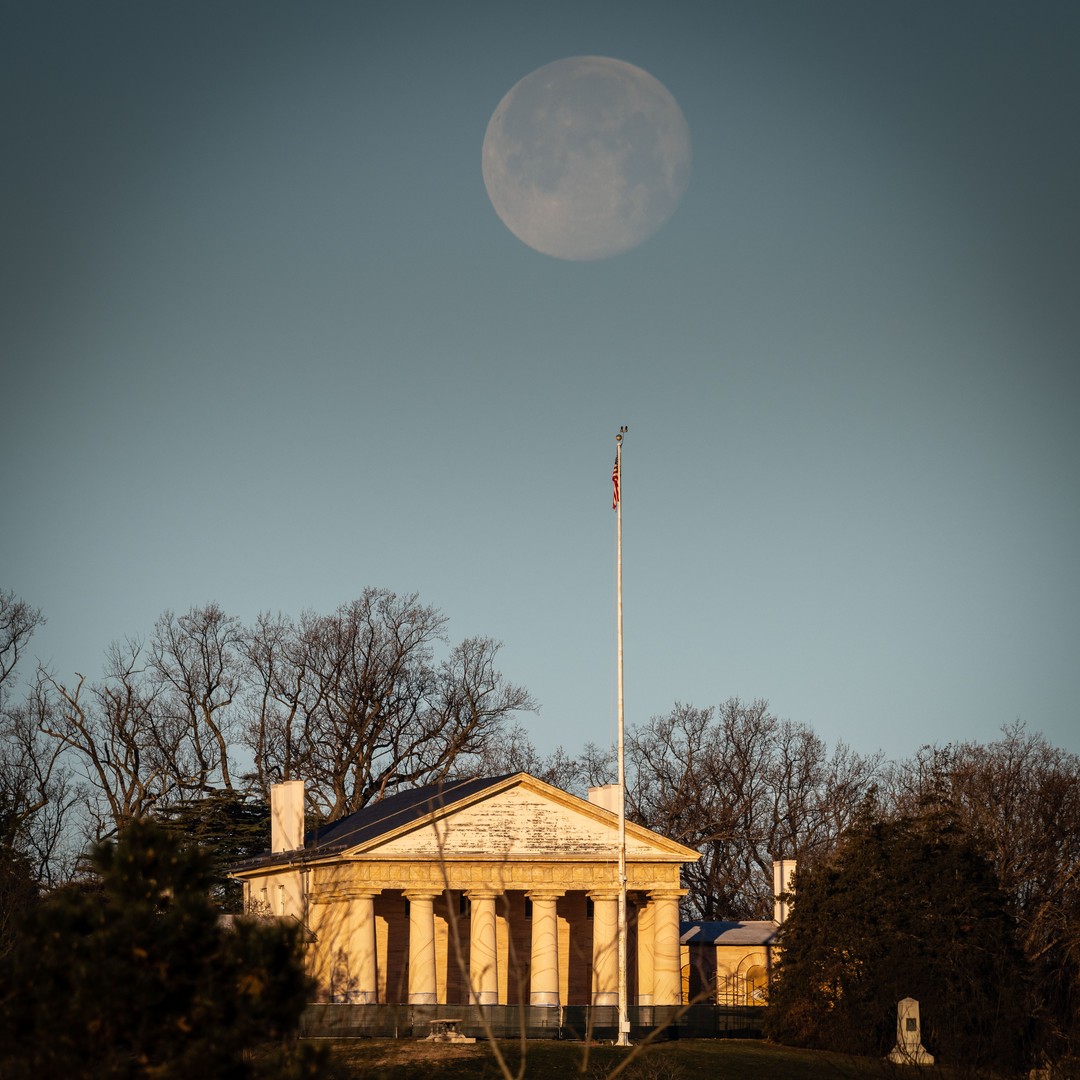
[887,997,934,1066]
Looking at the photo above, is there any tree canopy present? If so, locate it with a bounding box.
[30,589,534,838]
[0,817,321,1079]
[154,788,270,911]
[766,801,1031,1072]
[5,587,1079,1068]
[887,726,1080,1062]
[624,700,883,920]
[246,590,535,818]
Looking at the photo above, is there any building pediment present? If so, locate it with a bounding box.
[347,776,693,862]
[231,772,698,875]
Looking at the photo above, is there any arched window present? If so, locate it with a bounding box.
[717,954,770,1006]
[744,964,768,1005]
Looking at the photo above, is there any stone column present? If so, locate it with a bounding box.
[528,890,564,1006]
[468,890,500,1005]
[589,890,619,1006]
[348,891,379,1003]
[307,898,335,999]
[405,891,439,1005]
[636,898,655,1005]
[650,889,685,1006]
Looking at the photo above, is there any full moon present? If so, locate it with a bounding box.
[482,56,691,261]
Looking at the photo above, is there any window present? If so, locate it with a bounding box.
[745,965,768,1005]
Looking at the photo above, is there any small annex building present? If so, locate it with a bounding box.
[681,920,777,1006]
[231,772,701,1008]
[679,859,795,1008]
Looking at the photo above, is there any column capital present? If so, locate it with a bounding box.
[647,887,688,901]
[466,888,502,901]
[587,888,620,901]
[403,889,441,902]
[526,889,565,902]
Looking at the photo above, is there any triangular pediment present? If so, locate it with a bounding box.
[344,774,696,863]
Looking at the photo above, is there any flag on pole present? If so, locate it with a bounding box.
[612,455,620,510]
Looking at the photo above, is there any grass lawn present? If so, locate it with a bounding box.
[315,1037,940,1079]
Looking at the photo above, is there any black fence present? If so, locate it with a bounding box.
[300,1002,767,1041]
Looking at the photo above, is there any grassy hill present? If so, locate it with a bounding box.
[315,1037,949,1079]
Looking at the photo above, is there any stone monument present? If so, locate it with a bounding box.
[887,997,934,1065]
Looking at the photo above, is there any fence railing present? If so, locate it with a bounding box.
[300,1002,767,1041]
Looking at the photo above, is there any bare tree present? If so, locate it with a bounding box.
[477,700,884,921]
[1,592,77,946]
[626,701,768,919]
[38,640,181,839]
[0,590,44,692]
[149,604,244,794]
[244,589,535,818]
[626,699,883,920]
[762,723,883,869]
[1,682,75,885]
[244,609,299,798]
[469,723,605,795]
[0,594,47,818]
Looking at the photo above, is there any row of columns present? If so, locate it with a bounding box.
[337,887,685,1007]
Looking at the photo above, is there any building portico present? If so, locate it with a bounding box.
[233,773,698,1008]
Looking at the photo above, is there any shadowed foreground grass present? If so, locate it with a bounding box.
[314,1037,954,1079]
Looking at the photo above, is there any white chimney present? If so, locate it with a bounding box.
[773,859,796,924]
[587,784,621,814]
[271,779,305,853]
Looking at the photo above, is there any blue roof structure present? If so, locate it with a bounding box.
[307,773,515,852]
[232,773,516,870]
[680,920,778,946]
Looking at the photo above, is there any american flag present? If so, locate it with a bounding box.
[611,455,620,510]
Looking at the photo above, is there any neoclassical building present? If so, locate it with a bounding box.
[231,772,700,1007]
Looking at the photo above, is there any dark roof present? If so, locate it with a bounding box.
[680,920,778,946]
[232,774,515,871]
[308,774,515,852]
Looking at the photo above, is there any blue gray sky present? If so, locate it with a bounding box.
[4,1,1078,763]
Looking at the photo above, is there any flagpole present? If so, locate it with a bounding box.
[614,426,630,1047]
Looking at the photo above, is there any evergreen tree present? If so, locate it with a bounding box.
[0,807,37,961]
[766,802,1031,1073]
[155,789,271,911]
[0,818,323,1079]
